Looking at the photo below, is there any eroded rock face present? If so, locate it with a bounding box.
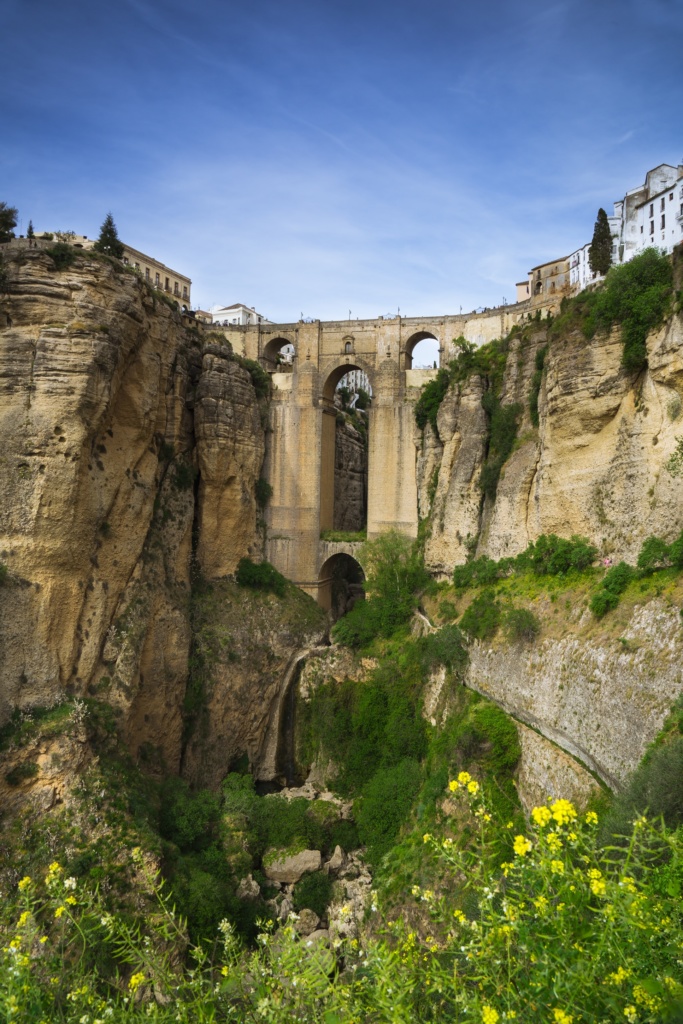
[195,347,266,576]
[418,313,683,572]
[466,598,683,788]
[0,250,269,775]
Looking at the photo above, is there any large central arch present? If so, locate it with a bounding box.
[317,552,365,615]
[404,330,440,369]
[319,362,371,533]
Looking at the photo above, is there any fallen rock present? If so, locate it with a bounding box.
[324,845,346,875]
[264,848,322,884]
[278,897,293,921]
[236,874,260,901]
[304,929,330,946]
[294,909,320,936]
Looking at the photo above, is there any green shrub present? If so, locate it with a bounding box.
[45,242,76,270]
[637,535,670,573]
[415,624,468,673]
[173,459,196,490]
[479,395,522,501]
[292,871,333,918]
[589,588,620,618]
[235,558,286,597]
[601,736,683,842]
[414,368,451,434]
[504,607,540,642]
[520,533,597,576]
[159,777,221,851]
[669,529,683,568]
[438,599,458,620]
[529,344,548,428]
[327,818,360,853]
[459,590,501,641]
[255,477,273,508]
[4,761,39,786]
[236,356,271,399]
[553,248,673,373]
[356,758,421,865]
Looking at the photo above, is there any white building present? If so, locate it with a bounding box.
[567,162,683,295]
[211,303,271,326]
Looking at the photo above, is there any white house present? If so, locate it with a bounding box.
[210,303,271,326]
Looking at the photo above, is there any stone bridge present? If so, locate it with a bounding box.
[220,305,530,606]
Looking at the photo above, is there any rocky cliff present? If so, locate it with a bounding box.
[0,248,268,775]
[334,419,366,532]
[418,308,683,574]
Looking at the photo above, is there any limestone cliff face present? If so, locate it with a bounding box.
[418,312,683,574]
[0,250,267,774]
[181,580,327,789]
[334,420,366,532]
[465,596,683,789]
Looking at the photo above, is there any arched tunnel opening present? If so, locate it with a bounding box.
[318,553,365,620]
[405,331,440,369]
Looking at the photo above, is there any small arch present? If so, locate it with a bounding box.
[535,280,543,295]
[263,336,296,370]
[405,330,440,370]
[322,362,373,403]
[318,552,365,616]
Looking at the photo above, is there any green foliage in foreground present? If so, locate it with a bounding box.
[3,796,681,1022]
[235,557,287,597]
[551,247,674,373]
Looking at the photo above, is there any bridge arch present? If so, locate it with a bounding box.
[263,336,296,369]
[319,361,371,535]
[405,330,440,370]
[317,551,365,615]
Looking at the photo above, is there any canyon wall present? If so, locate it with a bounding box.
[333,420,366,532]
[0,249,267,773]
[418,311,683,575]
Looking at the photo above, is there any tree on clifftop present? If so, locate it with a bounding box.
[0,202,18,242]
[589,207,613,277]
[94,213,124,259]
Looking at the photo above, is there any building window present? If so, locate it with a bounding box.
[661,197,666,211]
[155,273,160,286]
[145,268,150,280]
[649,204,654,217]
[650,220,655,235]
[640,225,643,233]
[661,215,666,230]
[174,282,179,296]
[165,277,170,291]
[670,193,674,201]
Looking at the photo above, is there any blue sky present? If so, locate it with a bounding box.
[2,0,682,321]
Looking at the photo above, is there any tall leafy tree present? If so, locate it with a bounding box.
[26,220,34,239]
[0,202,18,242]
[93,212,124,259]
[589,207,613,277]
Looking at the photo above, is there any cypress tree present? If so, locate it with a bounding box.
[94,213,124,259]
[27,220,34,239]
[589,207,613,277]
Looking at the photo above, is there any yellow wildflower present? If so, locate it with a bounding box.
[221,966,229,977]
[481,1006,499,1024]
[606,966,630,986]
[550,799,577,826]
[620,876,637,893]
[65,896,77,906]
[467,780,480,795]
[513,835,532,857]
[457,771,472,785]
[17,911,30,928]
[546,832,563,852]
[531,805,552,827]
[623,1007,637,1022]
[553,1010,573,1024]
[448,779,458,792]
[17,876,32,892]
[39,936,48,944]
[54,906,65,919]
[423,833,432,844]
[550,859,564,874]
[585,810,598,824]
[128,972,145,992]
[453,909,466,923]
[534,896,548,913]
